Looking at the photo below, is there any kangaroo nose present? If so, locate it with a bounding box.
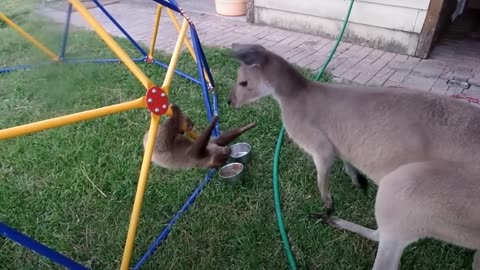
[227,98,232,105]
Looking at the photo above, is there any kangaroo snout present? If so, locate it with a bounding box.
[227,92,237,108]
[227,89,235,104]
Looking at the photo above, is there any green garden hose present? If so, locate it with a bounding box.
[272,1,355,269]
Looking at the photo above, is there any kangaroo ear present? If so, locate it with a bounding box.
[188,116,218,158]
[231,43,268,66]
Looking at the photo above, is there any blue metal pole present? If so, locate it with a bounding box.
[91,0,148,57]
[0,63,45,74]
[190,27,219,137]
[167,0,179,8]
[190,25,215,88]
[151,59,201,85]
[59,3,73,60]
[0,65,31,74]
[132,169,217,270]
[190,25,220,132]
[0,223,90,270]
[212,90,219,117]
[210,89,220,140]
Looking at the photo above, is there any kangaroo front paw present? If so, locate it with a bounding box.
[323,195,335,216]
[326,205,335,217]
[309,212,334,225]
[355,174,369,193]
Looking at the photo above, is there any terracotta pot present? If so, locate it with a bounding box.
[215,0,247,16]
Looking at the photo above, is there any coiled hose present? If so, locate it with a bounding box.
[272,1,355,269]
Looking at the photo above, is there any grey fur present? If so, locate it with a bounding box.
[227,43,480,269]
[143,104,256,170]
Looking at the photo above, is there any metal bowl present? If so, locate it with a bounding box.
[229,142,252,164]
[218,162,245,185]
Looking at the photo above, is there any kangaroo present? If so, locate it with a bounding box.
[227,43,480,269]
[143,104,256,170]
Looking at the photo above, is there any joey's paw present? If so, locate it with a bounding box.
[170,104,180,113]
[184,117,194,130]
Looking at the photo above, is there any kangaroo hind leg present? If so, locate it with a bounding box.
[343,161,369,191]
[474,250,479,270]
[311,213,379,241]
[372,239,410,270]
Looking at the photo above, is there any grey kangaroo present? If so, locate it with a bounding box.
[227,43,480,270]
[143,104,256,169]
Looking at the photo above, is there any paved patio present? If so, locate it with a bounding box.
[42,0,480,97]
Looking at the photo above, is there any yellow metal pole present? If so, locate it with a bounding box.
[0,98,145,140]
[120,114,160,270]
[160,17,200,141]
[148,5,163,60]
[0,12,59,61]
[166,10,197,62]
[161,18,189,93]
[68,0,154,90]
[165,9,211,85]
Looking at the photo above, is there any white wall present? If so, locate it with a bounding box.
[254,0,431,55]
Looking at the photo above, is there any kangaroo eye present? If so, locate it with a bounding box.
[239,81,248,87]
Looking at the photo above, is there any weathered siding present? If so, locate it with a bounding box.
[254,0,431,55]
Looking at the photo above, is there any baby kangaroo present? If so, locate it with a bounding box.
[227,43,480,269]
[143,104,256,169]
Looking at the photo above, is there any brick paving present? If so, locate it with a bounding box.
[42,1,480,96]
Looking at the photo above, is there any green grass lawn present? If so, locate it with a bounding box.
[0,10,473,270]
